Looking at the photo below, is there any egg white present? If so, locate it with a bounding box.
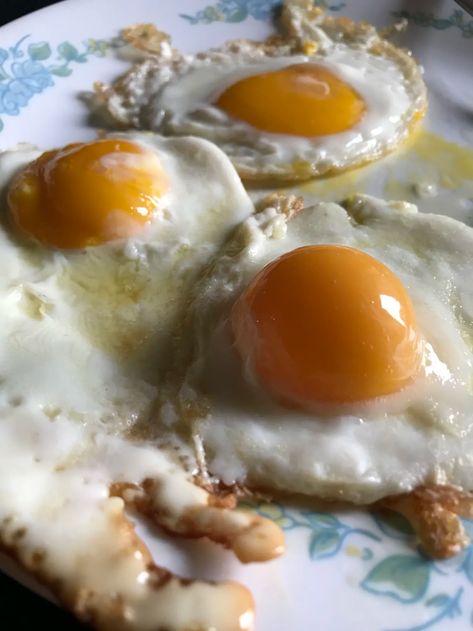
[98,2,426,181]
[165,195,473,504]
[0,133,289,630]
[0,132,254,435]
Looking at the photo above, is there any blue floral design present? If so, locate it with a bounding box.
[244,501,473,631]
[0,35,110,132]
[392,8,473,39]
[385,589,463,631]
[362,511,473,630]
[180,0,346,25]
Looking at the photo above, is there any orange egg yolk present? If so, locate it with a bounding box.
[231,245,423,406]
[215,64,366,137]
[7,138,168,249]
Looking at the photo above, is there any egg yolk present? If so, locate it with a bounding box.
[231,245,422,406]
[215,64,366,137]
[7,138,168,249]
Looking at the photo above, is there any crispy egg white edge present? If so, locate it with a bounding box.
[101,7,426,179]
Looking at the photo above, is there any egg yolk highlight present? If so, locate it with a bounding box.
[8,138,168,249]
[215,64,366,137]
[231,245,422,405]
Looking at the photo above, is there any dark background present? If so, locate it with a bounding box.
[1,4,87,628]
[1,0,59,26]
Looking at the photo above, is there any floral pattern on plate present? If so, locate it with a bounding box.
[245,500,473,631]
[179,0,345,25]
[392,9,473,39]
[0,36,110,131]
[1,1,470,133]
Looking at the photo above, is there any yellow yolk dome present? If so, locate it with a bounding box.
[215,64,366,137]
[7,138,168,249]
[231,245,422,405]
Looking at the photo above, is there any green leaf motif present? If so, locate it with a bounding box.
[361,554,430,603]
[27,42,51,60]
[58,42,79,61]
[309,530,341,559]
[426,593,451,608]
[86,39,109,57]
[392,9,473,38]
[372,509,415,539]
[50,65,73,77]
[225,7,248,22]
[203,6,224,21]
[433,18,454,30]
[303,512,341,530]
[315,0,345,8]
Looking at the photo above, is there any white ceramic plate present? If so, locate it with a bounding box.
[1,1,473,630]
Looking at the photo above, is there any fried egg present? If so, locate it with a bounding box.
[0,132,254,433]
[0,134,286,630]
[167,195,473,504]
[96,1,426,181]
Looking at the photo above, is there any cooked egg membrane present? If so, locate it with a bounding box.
[171,195,473,504]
